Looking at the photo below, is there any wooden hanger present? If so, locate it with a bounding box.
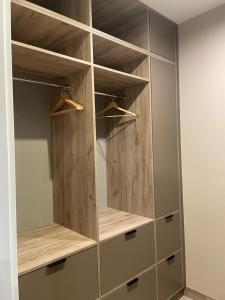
[50,89,83,117]
[96,100,136,119]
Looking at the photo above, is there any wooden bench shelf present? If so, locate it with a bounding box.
[94,64,149,93]
[93,29,149,68]
[99,208,153,241]
[12,41,91,83]
[18,223,97,276]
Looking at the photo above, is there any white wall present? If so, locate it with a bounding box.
[0,0,18,299]
[179,5,225,300]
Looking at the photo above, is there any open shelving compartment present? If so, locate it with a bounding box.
[12,0,98,277]
[92,0,149,50]
[94,70,155,242]
[12,0,91,62]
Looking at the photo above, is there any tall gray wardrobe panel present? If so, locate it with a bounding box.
[151,58,180,217]
[149,11,177,61]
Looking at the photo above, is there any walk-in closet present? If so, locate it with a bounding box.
[8,0,183,299]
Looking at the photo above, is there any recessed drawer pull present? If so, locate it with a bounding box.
[166,255,175,262]
[48,258,67,268]
[127,277,139,287]
[165,214,174,221]
[125,229,137,237]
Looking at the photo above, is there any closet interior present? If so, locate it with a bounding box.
[11,0,184,299]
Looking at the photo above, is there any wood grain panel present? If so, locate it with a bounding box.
[93,29,148,67]
[52,67,98,240]
[99,208,153,241]
[92,0,148,49]
[94,64,149,93]
[18,223,97,276]
[12,41,91,83]
[12,0,91,61]
[28,0,91,25]
[106,83,155,218]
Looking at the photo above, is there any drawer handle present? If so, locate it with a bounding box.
[165,214,174,221]
[167,255,175,262]
[48,258,67,268]
[127,278,139,287]
[125,229,137,237]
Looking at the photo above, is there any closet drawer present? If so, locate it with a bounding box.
[156,212,181,261]
[100,222,155,294]
[158,252,183,300]
[102,267,157,300]
[19,246,98,300]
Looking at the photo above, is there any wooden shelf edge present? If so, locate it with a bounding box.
[99,208,154,242]
[94,64,150,83]
[12,0,91,33]
[18,224,97,276]
[12,40,91,68]
[92,28,149,56]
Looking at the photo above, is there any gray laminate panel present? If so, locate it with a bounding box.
[158,252,183,300]
[102,267,157,300]
[19,247,99,300]
[151,58,180,217]
[100,223,155,294]
[150,11,177,61]
[156,213,181,261]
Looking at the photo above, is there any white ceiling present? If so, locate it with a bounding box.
[139,0,225,23]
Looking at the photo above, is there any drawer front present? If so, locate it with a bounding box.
[158,252,183,300]
[156,212,181,261]
[100,222,155,294]
[102,267,157,300]
[19,246,98,300]
[149,11,177,61]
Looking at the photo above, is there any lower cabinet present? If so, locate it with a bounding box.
[19,246,99,300]
[102,267,157,300]
[100,223,155,294]
[157,252,183,300]
[156,212,181,261]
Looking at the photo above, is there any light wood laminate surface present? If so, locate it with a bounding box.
[18,223,97,276]
[11,0,90,33]
[93,29,148,67]
[99,208,153,241]
[12,41,91,82]
[94,64,149,93]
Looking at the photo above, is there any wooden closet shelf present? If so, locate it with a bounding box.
[99,208,153,241]
[93,29,149,67]
[94,64,149,92]
[12,41,91,83]
[11,0,90,45]
[18,223,97,276]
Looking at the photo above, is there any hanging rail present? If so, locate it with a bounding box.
[13,77,126,99]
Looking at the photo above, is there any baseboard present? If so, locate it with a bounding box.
[185,287,215,300]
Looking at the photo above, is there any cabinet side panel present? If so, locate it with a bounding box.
[52,68,97,239]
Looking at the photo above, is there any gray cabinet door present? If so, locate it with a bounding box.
[156,212,181,261]
[150,11,177,61]
[19,247,99,300]
[157,252,183,300]
[102,267,157,300]
[151,58,180,217]
[100,223,155,294]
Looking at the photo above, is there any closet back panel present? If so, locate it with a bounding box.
[106,84,154,218]
[96,98,108,209]
[151,58,180,217]
[29,0,91,25]
[92,0,149,49]
[52,68,98,240]
[14,81,53,233]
